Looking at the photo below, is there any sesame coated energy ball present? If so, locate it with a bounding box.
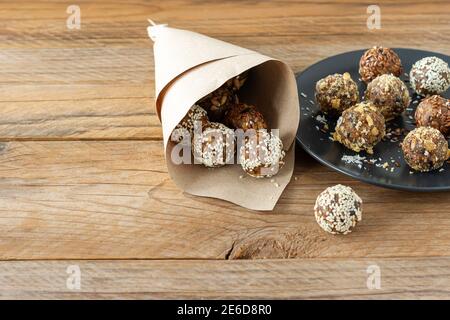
[402,127,449,172]
[333,102,386,154]
[415,95,450,136]
[359,46,403,83]
[314,184,363,235]
[171,105,209,143]
[193,122,235,168]
[239,130,285,178]
[364,74,411,121]
[315,72,360,116]
[224,103,267,131]
[409,56,450,96]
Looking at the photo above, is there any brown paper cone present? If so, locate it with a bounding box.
[148,24,300,211]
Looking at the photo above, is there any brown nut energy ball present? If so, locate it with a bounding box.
[197,84,237,122]
[224,103,267,131]
[415,95,450,136]
[315,72,359,116]
[171,105,209,143]
[239,130,285,178]
[359,46,403,83]
[409,56,450,96]
[333,102,386,154]
[193,122,235,168]
[402,127,449,172]
[314,184,363,235]
[364,74,411,121]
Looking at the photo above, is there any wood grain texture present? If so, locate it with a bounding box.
[1,257,449,299]
[0,141,449,260]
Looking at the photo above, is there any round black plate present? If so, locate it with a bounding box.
[296,48,450,192]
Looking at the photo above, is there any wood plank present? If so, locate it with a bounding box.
[0,1,448,139]
[0,140,449,260]
[1,257,449,299]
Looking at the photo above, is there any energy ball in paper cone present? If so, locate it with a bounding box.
[333,102,386,154]
[402,127,449,172]
[224,103,267,131]
[364,74,410,121]
[239,130,285,178]
[193,122,235,168]
[314,184,363,235]
[409,56,450,96]
[415,95,450,136]
[359,46,403,83]
[315,72,359,116]
[171,104,209,143]
[148,23,299,210]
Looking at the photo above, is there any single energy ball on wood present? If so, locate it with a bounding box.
[239,130,285,178]
[364,74,411,121]
[314,184,363,235]
[315,72,359,116]
[171,105,209,142]
[415,95,450,136]
[402,127,449,172]
[224,103,267,131]
[333,102,386,154]
[409,56,450,96]
[193,122,235,168]
[359,46,403,83]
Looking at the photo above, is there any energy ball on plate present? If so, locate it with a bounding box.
[359,46,403,83]
[171,105,209,143]
[314,184,363,235]
[224,103,267,131]
[409,56,450,96]
[197,83,238,122]
[415,95,450,136]
[333,102,386,154]
[402,127,449,172]
[193,122,235,168]
[315,72,359,116]
[364,74,411,121]
[239,130,285,178]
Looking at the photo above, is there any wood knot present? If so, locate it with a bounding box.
[228,228,329,260]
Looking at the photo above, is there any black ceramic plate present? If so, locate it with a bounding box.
[296,48,450,191]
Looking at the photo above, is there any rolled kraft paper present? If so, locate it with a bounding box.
[148,23,300,211]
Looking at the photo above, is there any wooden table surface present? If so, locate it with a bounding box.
[0,0,449,299]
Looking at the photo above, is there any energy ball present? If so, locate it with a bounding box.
[415,95,450,136]
[193,122,235,168]
[239,130,285,178]
[364,74,411,121]
[402,127,449,172]
[333,102,386,154]
[224,103,267,131]
[197,84,237,122]
[409,56,450,96]
[315,72,359,116]
[231,71,249,92]
[359,46,403,83]
[314,184,363,235]
[171,105,209,142]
